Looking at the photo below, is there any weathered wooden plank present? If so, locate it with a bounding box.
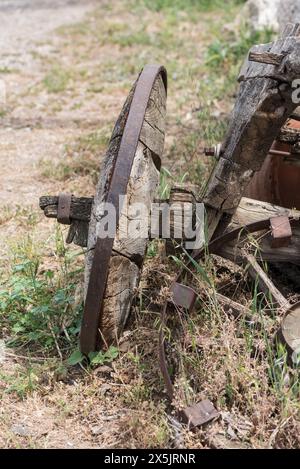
[249,51,285,66]
[101,256,140,345]
[243,253,289,310]
[139,119,165,157]
[225,197,300,229]
[279,304,300,363]
[114,142,159,263]
[40,196,92,221]
[66,220,89,247]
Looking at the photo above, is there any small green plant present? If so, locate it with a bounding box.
[43,67,71,93]
[0,67,15,74]
[205,27,274,71]
[0,232,82,355]
[67,346,119,366]
[0,365,39,398]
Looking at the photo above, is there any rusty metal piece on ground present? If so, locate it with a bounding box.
[270,216,292,248]
[57,192,72,225]
[80,64,167,355]
[171,283,197,310]
[180,400,220,430]
[204,147,215,156]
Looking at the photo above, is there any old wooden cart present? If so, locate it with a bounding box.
[40,23,300,428]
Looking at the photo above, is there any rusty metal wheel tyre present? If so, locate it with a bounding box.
[80,64,167,355]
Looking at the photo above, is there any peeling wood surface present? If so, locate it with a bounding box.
[39,195,92,221]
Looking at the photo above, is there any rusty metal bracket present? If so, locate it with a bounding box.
[180,400,220,430]
[80,64,167,355]
[171,283,197,310]
[270,216,292,248]
[57,192,72,225]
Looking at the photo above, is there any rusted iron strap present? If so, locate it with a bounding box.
[270,216,292,248]
[159,216,300,427]
[80,64,167,355]
[57,192,72,225]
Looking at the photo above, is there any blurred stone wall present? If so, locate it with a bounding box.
[243,0,300,32]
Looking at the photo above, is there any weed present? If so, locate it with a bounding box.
[0,230,82,356]
[43,67,71,93]
[67,346,119,367]
[0,365,39,398]
[0,67,15,74]
[205,27,274,71]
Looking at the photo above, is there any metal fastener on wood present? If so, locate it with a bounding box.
[57,192,72,225]
[204,143,222,159]
[270,216,292,248]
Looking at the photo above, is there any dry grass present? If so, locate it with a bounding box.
[0,0,299,449]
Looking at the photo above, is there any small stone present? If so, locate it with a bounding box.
[97,365,112,374]
[119,341,130,353]
[90,425,103,435]
[11,423,31,437]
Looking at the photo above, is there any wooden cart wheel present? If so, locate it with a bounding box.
[80,64,167,355]
[279,302,300,364]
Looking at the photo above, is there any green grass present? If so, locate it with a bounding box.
[0,67,15,74]
[0,364,40,398]
[205,27,274,71]
[43,67,71,93]
[167,246,300,419]
[40,131,109,184]
[140,0,246,13]
[0,228,82,356]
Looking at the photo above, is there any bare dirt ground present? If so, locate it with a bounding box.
[0,0,97,204]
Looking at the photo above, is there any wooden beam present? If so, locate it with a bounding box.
[248,51,285,66]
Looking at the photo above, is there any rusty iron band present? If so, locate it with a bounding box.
[57,192,72,225]
[159,217,300,402]
[80,64,167,355]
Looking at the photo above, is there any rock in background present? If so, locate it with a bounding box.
[243,0,300,32]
